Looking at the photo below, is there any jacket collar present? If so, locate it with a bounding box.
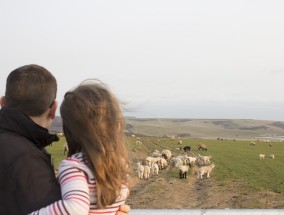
[0,107,59,148]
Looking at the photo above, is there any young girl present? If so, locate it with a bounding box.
[30,80,130,215]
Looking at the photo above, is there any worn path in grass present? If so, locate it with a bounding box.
[126,165,284,209]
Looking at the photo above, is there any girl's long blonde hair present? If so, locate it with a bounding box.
[60,80,129,208]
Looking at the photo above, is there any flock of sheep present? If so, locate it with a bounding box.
[132,136,276,183]
[135,142,215,181]
[250,141,275,160]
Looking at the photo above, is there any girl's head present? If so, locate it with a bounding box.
[60,80,129,208]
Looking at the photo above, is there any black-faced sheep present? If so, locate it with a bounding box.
[183,146,191,152]
[159,157,168,169]
[161,149,172,160]
[179,165,189,179]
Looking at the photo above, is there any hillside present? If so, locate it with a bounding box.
[51,117,284,140]
[125,118,284,140]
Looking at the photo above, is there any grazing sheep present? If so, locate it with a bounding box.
[183,146,191,152]
[63,143,69,155]
[269,143,272,147]
[179,165,189,179]
[202,155,212,165]
[151,163,159,175]
[171,157,183,167]
[136,140,143,145]
[186,156,197,166]
[151,150,162,158]
[143,165,151,179]
[259,154,265,160]
[145,156,160,167]
[177,140,183,145]
[197,164,215,179]
[57,132,64,137]
[161,149,172,160]
[198,144,207,151]
[137,162,144,179]
[159,157,168,169]
[250,141,256,146]
[269,154,275,159]
[196,154,212,166]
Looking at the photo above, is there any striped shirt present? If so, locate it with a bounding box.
[29,152,129,215]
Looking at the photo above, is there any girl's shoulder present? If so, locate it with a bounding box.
[60,152,94,178]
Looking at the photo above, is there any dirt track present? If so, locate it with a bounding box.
[126,165,284,209]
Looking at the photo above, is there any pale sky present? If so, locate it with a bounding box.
[1,0,284,120]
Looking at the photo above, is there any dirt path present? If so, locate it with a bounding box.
[126,165,284,209]
[127,166,225,209]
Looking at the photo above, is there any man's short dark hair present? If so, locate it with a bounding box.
[5,64,57,116]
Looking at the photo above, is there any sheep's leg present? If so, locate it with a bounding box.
[207,172,210,178]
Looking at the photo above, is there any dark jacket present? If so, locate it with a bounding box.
[0,107,61,215]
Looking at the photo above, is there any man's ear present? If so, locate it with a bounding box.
[49,100,58,120]
[0,96,6,107]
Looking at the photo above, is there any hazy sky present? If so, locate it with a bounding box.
[1,1,284,120]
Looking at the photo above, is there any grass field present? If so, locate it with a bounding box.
[46,136,284,194]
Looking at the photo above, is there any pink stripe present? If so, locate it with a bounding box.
[89,208,118,214]
[61,174,86,185]
[66,157,80,162]
[65,196,90,206]
[52,203,58,215]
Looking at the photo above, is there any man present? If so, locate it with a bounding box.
[0,64,130,215]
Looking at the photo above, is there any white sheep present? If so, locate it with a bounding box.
[145,156,160,167]
[259,154,265,160]
[269,154,275,159]
[179,165,189,179]
[143,165,151,179]
[151,150,162,158]
[159,157,168,169]
[175,155,189,165]
[197,164,215,179]
[151,163,159,175]
[136,140,142,145]
[161,149,172,160]
[202,155,212,165]
[137,162,144,179]
[196,154,206,166]
[63,143,69,155]
[171,157,183,167]
[184,156,197,166]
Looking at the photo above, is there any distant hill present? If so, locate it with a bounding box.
[50,116,63,134]
[51,117,284,140]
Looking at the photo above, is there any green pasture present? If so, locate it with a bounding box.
[46,137,67,170]
[126,137,284,194]
[47,136,284,194]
